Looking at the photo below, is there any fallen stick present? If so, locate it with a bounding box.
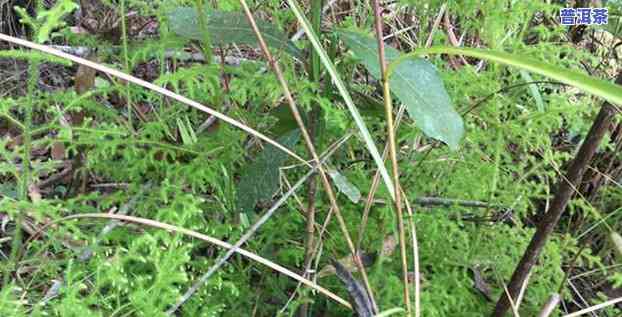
[491,72,622,316]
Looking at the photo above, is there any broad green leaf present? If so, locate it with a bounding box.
[339,30,464,150]
[285,0,395,200]
[391,46,622,106]
[236,129,300,213]
[168,8,301,57]
[327,168,361,203]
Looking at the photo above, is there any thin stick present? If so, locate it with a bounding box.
[28,213,352,309]
[279,134,354,315]
[300,1,324,315]
[120,0,133,130]
[563,296,622,317]
[401,186,420,317]
[356,104,406,251]
[424,3,447,48]
[239,0,378,311]
[167,170,313,314]
[371,1,410,314]
[0,33,308,166]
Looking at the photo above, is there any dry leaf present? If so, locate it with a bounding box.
[50,142,66,160]
[74,58,97,95]
[28,184,42,203]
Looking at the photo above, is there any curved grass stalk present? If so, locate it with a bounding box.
[0,33,308,166]
[284,0,396,200]
[389,46,622,106]
[27,213,352,309]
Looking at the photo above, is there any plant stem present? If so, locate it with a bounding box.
[371,1,411,315]
[195,0,213,65]
[301,1,323,316]
[4,59,40,286]
[310,0,322,82]
[491,72,622,316]
[239,0,377,312]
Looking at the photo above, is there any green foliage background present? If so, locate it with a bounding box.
[0,0,620,316]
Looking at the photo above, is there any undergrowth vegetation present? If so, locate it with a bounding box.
[0,0,621,316]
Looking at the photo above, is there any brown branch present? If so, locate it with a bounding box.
[491,72,622,316]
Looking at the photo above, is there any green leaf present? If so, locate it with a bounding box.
[519,70,545,112]
[236,129,300,213]
[338,30,464,150]
[168,8,301,57]
[327,168,361,203]
[392,46,622,106]
[268,105,299,136]
[176,116,197,145]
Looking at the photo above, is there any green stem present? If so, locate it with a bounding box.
[310,0,322,82]
[301,3,323,317]
[195,0,213,65]
[4,60,40,286]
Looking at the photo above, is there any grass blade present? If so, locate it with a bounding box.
[391,46,622,106]
[284,0,396,200]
